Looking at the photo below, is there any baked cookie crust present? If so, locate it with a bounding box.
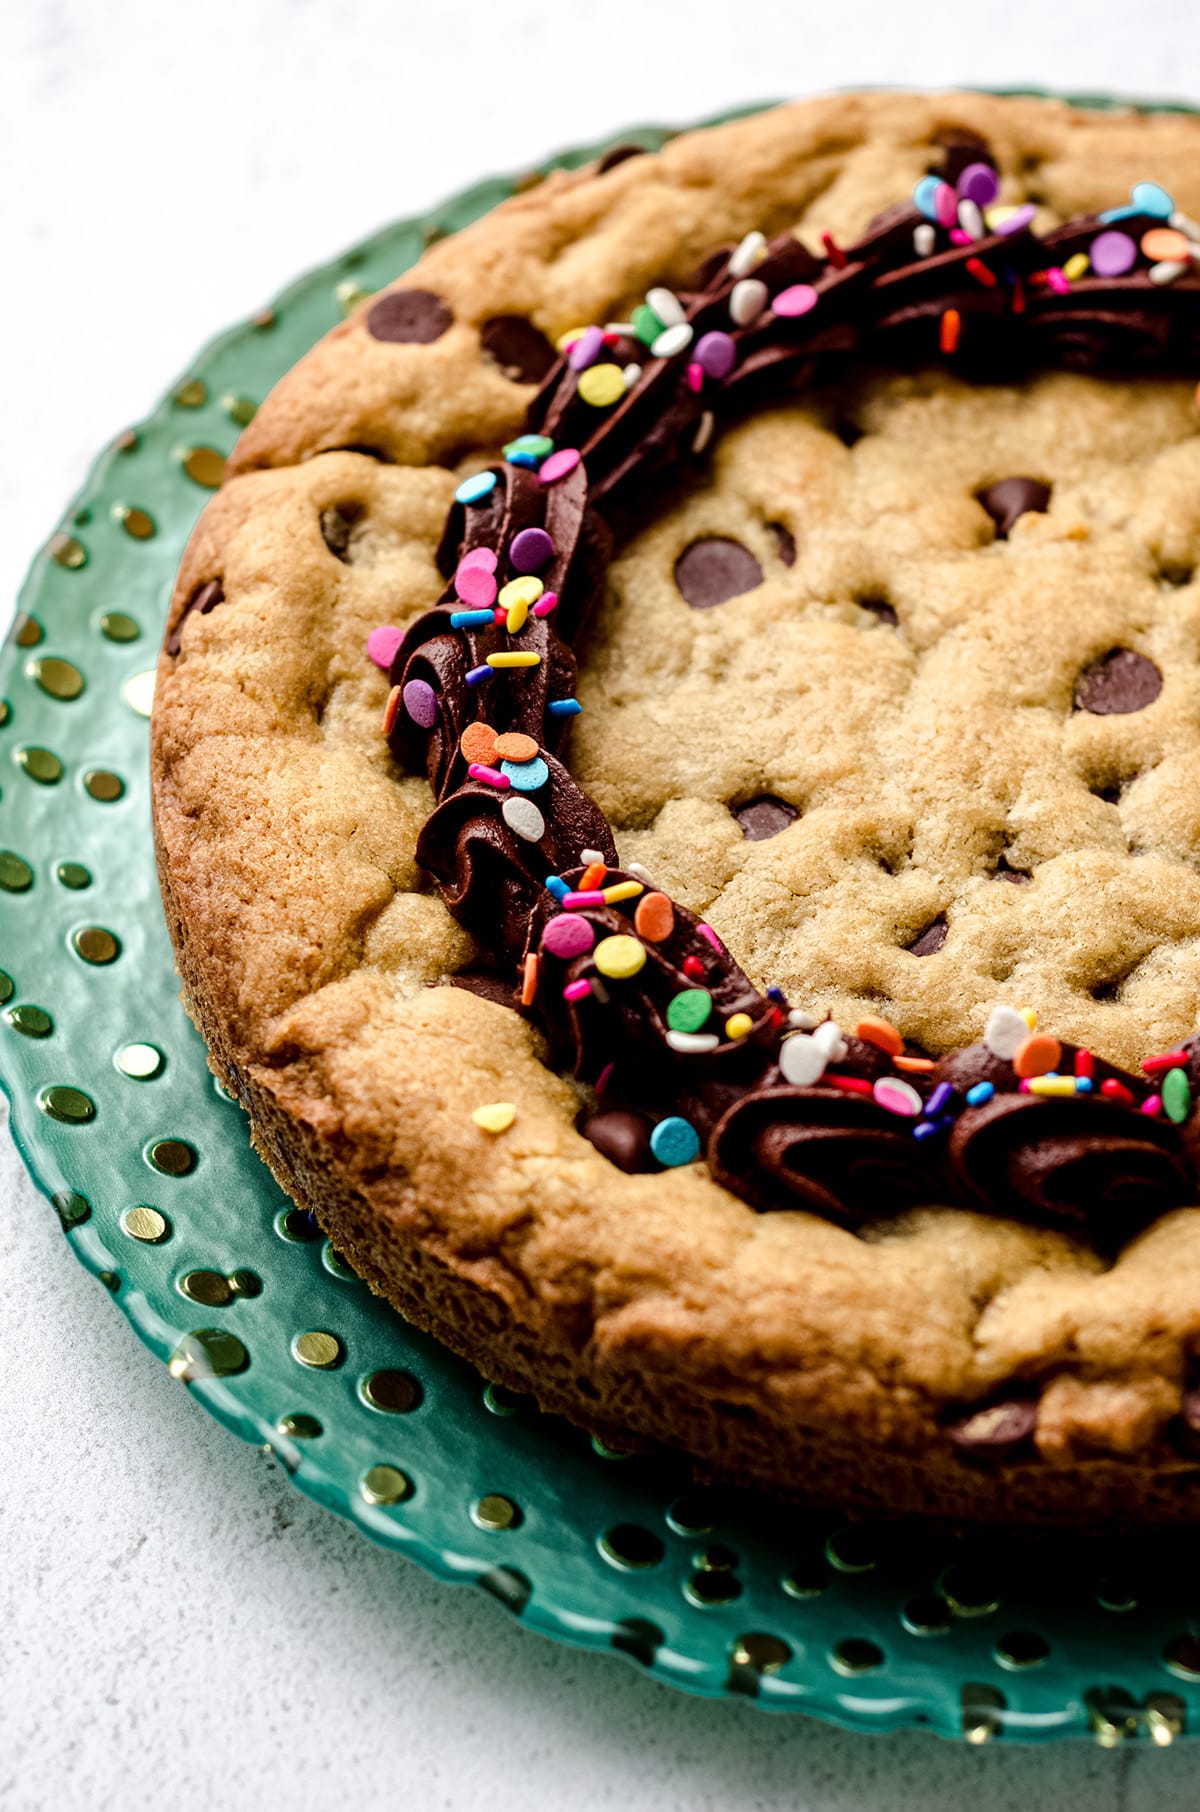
[152,91,1200,1520]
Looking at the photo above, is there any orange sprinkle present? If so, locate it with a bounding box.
[634,891,674,943]
[855,1015,904,1057]
[494,731,539,762]
[1013,1032,1062,1079]
[460,722,498,763]
[939,308,961,355]
[521,952,539,1006]
[894,1055,936,1073]
[383,685,404,735]
[1142,226,1191,263]
[580,861,607,891]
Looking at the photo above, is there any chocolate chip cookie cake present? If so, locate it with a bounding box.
[151,90,1200,1521]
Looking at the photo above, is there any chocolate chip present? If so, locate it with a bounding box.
[449,971,518,1009]
[931,130,995,186]
[859,596,898,626]
[596,143,648,174]
[366,289,453,345]
[946,1396,1037,1459]
[164,578,224,657]
[995,855,1032,885]
[979,477,1051,539]
[908,917,947,956]
[581,1108,655,1172]
[834,419,864,449]
[735,796,798,841]
[674,537,763,609]
[768,522,796,567]
[320,503,362,563]
[1075,649,1163,716]
[480,316,557,384]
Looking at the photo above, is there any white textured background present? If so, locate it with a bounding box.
[5,4,1200,1807]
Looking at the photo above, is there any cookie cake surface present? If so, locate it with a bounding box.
[151,90,1200,1521]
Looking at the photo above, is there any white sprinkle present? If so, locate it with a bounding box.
[626,862,653,884]
[1149,259,1189,286]
[779,1032,828,1087]
[788,1008,819,1031]
[605,322,638,336]
[913,223,936,258]
[810,1019,848,1062]
[590,977,611,1006]
[622,362,643,387]
[646,286,686,327]
[580,848,604,864]
[650,322,693,359]
[728,230,767,278]
[502,796,545,843]
[1170,208,1200,238]
[729,277,769,326]
[984,1004,1029,1061]
[957,198,984,239]
[691,411,715,455]
[666,1030,720,1054]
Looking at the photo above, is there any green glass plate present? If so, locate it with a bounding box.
[6,97,1200,1748]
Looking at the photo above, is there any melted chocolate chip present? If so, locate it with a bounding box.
[931,130,995,186]
[366,289,453,345]
[581,1108,655,1172]
[995,855,1032,885]
[1075,649,1163,716]
[674,537,763,609]
[946,1396,1037,1459]
[908,917,947,956]
[480,316,557,384]
[450,972,519,1010]
[319,503,363,563]
[979,477,1051,539]
[768,522,796,567]
[164,578,224,657]
[735,796,799,841]
[596,143,648,174]
[859,597,898,626]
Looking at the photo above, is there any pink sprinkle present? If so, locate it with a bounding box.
[367,625,403,670]
[1142,1093,1163,1118]
[455,564,498,607]
[697,923,723,952]
[543,914,596,960]
[685,361,704,393]
[949,227,973,246]
[539,448,581,485]
[771,284,818,319]
[595,1062,613,1096]
[468,762,509,789]
[563,979,593,1003]
[563,889,606,909]
[458,546,498,574]
[1046,266,1069,295]
[532,591,559,618]
[934,182,959,228]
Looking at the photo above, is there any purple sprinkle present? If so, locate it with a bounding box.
[694,330,737,380]
[1090,229,1137,277]
[925,1081,953,1118]
[957,162,1000,208]
[509,527,555,574]
[568,325,604,372]
[543,914,596,959]
[465,664,492,687]
[992,203,1037,237]
[367,625,403,671]
[402,678,439,728]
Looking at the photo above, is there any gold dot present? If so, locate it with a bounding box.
[121,1205,169,1243]
[174,378,207,408]
[1164,1634,1200,1680]
[84,769,124,802]
[122,670,156,717]
[472,1493,520,1531]
[831,1637,884,1676]
[336,280,375,315]
[360,1464,411,1506]
[223,394,257,426]
[99,611,139,643]
[182,446,226,489]
[39,1085,95,1123]
[113,429,139,453]
[228,1269,261,1297]
[279,1413,322,1439]
[598,1524,664,1569]
[148,1138,195,1175]
[12,614,43,647]
[73,925,120,964]
[16,747,63,784]
[116,1042,163,1079]
[7,1004,52,1037]
[181,1269,234,1307]
[0,851,34,892]
[48,533,87,570]
[684,1570,741,1607]
[116,505,155,540]
[29,656,84,701]
[169,1328,248,1380]
[732,1633,791,1674]
[361,1369,421,1413]
[251,308,276,330]
[293,1330,342,1369]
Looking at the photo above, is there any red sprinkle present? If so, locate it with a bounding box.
[827,1075,872,1097]
[1100,1078,1135,1106]
[1074,1049,1094,1079]
[493,607,508,627]
[966,256,997,287]
[1143,1049,1190,1075]
[1011,278,1026,315]
[683,955,707,981]
[821,231,846,269]
[940,308,962,354]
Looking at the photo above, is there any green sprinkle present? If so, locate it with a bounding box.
[1162,1066,1191,1124]
[632,303,666,346]
[666,988,713,1034]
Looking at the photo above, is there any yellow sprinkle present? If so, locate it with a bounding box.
[578,362,626,407]
[725,1012,753,1040]
[985,205,1023,229]
[487,651,541,669]
[1027,1076,1076,1097]
[1020,1008,1037,1030]
[593,934,646,979]
[556,326,589,353]
[602,880,644,905]
[1062,251,1090,282]
[472,1101,516,1134]
[498,575,543,634]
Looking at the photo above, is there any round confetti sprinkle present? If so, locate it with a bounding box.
[958,162,1000,207]
[1132,180,1174,219]
[1013,1033,1062,1079]
[984,1005,1029,1060]
[568,324,605,371]
[402,678,439,729]
[455,471,498,506]
[500,756,548,793]
[509,527,555,573]
[650,1117,701,1167]
[1142,227,1191,262]
[772,284,819,318]
[30,656,84,701]
[473,1101,516,1134]
[543,914,595,959]
[725,1013,753,1040]
[634,893,673,941]
[1162,1067,1191,1124]
[873,1076,922,1116]
[501,796,545,842]
[116,1042,164,1080]
[460,722,498,764]
[650,322,693,359]
[779,1033,827,1087]
[693,331,736,379]
[83,770,123,802]
[593,935,646,980]
[539,448,581,485]
[121,1206,169,1243]
[455,563,498,607]
[729,278,768,326]
[367,625,403,669]
[578,363,625,406]
[666,989,712,1034]
[1089,230,1138,277]
[294,1330,342,1369]
[17,747,63,784]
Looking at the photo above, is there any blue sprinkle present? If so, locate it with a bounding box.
[455,471,498,506]
[501,756,549,793]
[913,1120,941,1142]
[1075,1075,1094,1093]
[925,1081,954,1118]
[913,175,943,222]
[506,449,540,469]
[767,985,787,1005]
[1132,180,1173,219]
[1097,205,1139,224]
[650,1116,701,1168]
[965,1081,994,1107]
[545,875,569,902]
[465,664,492,687]
[450,609,495,629]
[548,698,582,717]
